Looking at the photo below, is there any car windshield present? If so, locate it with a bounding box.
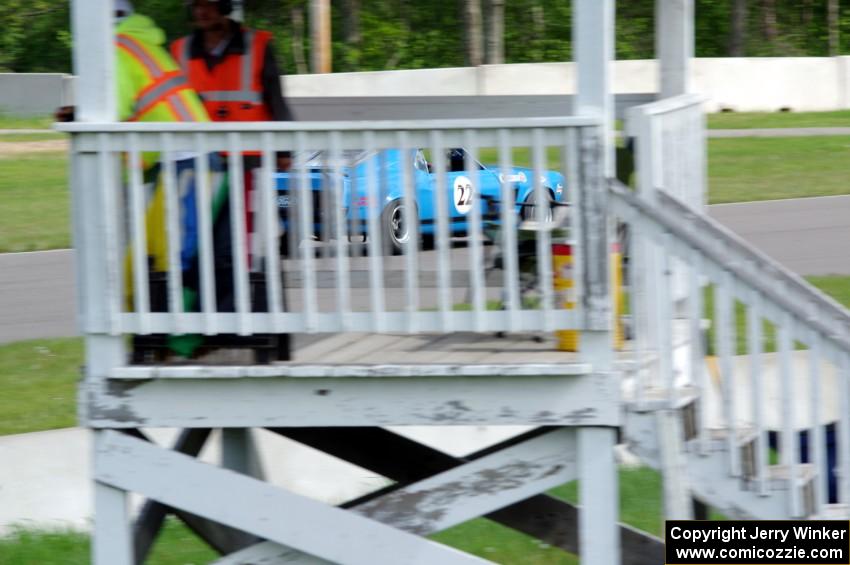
[292,150,372,169]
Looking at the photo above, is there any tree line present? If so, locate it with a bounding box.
[1,1,846,74]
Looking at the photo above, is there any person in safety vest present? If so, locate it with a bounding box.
[58,1,225,360]
[173,0,292,360]
[172,0,293,159]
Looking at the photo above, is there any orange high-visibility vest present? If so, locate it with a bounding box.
[171,30,273,122]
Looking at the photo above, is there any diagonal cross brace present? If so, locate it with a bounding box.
[214,428,579,565]
[95,430,491,565]
[128,429,262,562]
[272,426,663,565]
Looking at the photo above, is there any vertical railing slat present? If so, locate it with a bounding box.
[260,133,284,332]
[747,289,767,495]
[330,131,352,330]
[498,129,520,332]
[161,133,184,333]
[689,252,707,454]
[808,330,825,512]
[398,132,420,332]
[193,134,217,334]
[363,131,386,331]
[97,134,122,335]
[295,131,318,331]
[227,132,251,335]
[464,130,486,330]
[839,351,850,505]
[430,131,452,331]
[656,233,674,399]
[532,128,554,332]
[127,133,151,334]
[717,270,739,476]
[778,312,800,516]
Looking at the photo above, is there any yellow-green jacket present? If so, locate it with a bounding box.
[116,14,209,124]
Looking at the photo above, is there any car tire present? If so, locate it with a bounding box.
[521,191,554,222]
[381,199,415,255]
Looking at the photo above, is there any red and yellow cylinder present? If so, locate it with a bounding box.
[553,243,624,351]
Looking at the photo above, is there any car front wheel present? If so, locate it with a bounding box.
[381,199,415,255]
[521,191,554,222]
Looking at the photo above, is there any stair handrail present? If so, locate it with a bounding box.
[611,180,850,353]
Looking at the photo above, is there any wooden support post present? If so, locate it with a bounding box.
[94,432,133,565]
[221,428,265,479]
[656,0,693,98]
[134,429,212,562]
[310,0,332,73]
[573,0,621,540]
[579,426,619,565]
[573,0,614,176]
[693,498,709,520]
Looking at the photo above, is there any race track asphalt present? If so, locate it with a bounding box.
[1,194,849,344]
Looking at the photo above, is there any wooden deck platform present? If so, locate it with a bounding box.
[88,332,626,428]
[110,332,636,380]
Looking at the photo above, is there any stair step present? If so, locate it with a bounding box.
[742,463,817,493]
[624,384,699,411]
[684,425,758,455]
[814,503,850,519]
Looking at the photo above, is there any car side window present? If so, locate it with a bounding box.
[447,148,485,172]
[414,150,430,172]
[448,149,466,172]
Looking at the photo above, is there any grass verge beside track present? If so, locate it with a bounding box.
[708,136,850,204]
[707,110,850,130]
[0,338,82,436]
[0,152,69,252]
[0,133,64,143]
[1,135,849,251]
[0,114,54,130]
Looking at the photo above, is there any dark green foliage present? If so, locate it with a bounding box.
[1,1,849,74]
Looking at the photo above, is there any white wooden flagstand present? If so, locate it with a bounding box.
[64,1,697,563]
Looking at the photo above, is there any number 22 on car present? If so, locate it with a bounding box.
[453,176,474,215]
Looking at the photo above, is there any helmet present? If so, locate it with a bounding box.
[185,0,233,15]
[115,0,134,16]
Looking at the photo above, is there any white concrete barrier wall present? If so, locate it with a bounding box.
[0,73,73,116]
[284,58,850,112]
[5,57,850,114]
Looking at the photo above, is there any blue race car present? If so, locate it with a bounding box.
[274,148,565,254]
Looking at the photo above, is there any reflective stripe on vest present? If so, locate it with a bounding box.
[241,31,255,95]
[134,72,188,114]
[173,30,272,123]
[117,34,164,78]
[118,35,199,123]
[191,31,262,108]
[200,90,262,103]
[180,36,191,71]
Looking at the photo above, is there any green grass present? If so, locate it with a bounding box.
[0,113,53,130]
[707,110,850,130]
[0,133,64,142]
[708,136,850,204]
[700,276,850,356]
[0,152,70,252]
[0,338,83,436]
[0,134,847,251]
[807,275,850,307]
[0,466,724,564]
[0,518,218,565]
[0,469,671,565]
